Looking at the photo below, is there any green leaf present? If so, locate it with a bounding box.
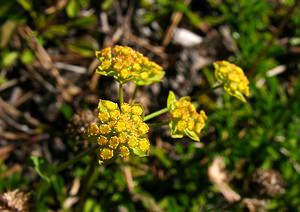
[101,0,114,11]
[30,156,54,182]
[67,36,99,57]
[224,86,247,103]
[84,198,102,212]
[43,25,68,39]
[20,50,34,64]
[1,51,19,68]
[132,147,149,157]
[184,129,200,142]
[185,11,203,28]
[66,0,79,18]
[167,91,176,110]
[169,121,183,139]
[0,1,15,18]
[0,76,7,85]
[17,0,32,11]
[0,20,17,48]
[71,16,97,29]
[60,103,74,120]
[134,70,165,86]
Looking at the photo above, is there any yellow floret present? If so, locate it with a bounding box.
[139,123,149,134]
[131,105,143,116]
[98,111,110,122]
[87,123,99,136]
[198,111,208,123]
[187,120,195,130]
[115,121,127,132]
[97,136,108,146]
[172,109,182,118]
[132,115,142,123]
[109,136,120,149]
[101,60,111,70]
[119,146,130,157]
[99,124,111,134]
[140,72,149,80]
[103,101,118,111]
[109,110,120,120]
[139,138,150,153]
[127,136,138,148]
[188,104,196,112]
[99,148,114,160]
[121,103,131,113]
[120,69,130,79]
[194,122,205,134]
[132,63,141,71]
[177,120,187,132]
[119,132,128,143]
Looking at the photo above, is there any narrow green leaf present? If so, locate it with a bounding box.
[30,156,53,182]
[66,0,79,18]
[184,129,200,141]
[167,91,176,110]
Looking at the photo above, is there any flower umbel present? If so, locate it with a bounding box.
[214,61,250,102]
[167,91,207,141]
[95,45,165,85]
[86,100,150,163]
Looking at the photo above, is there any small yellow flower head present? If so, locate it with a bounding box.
[86,99,150,163]
[109,136,120,149]
[167,91,207,141]
[99,124,111,134]
[213,61,250,102]
[99,148,114,160]
[98,111,110,122]
[138,138,150,154]
[95,45,165,85]
[119,146,130,158]
[97,136,108,146]
[131,105,144,116]
[86,123,99,136]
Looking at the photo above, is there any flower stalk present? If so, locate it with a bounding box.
[144,107,169,122]
[55,146,97,174]
[119,83,124,105]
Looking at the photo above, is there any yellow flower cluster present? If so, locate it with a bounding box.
[86,100,150,162]
[214,61,250,102]
[167,91,207,141]
[96,45,165,85]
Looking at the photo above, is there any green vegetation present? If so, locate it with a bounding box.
[1,0,300,211]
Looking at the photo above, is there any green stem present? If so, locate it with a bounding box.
[193,83,223,99]
[130,85,138,103]
[119,83,124,105]
[144,107,169,122]
[55,146,97,174]
[147,120,169,128]
[77,156,99,212]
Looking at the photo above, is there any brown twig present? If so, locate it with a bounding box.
[0,97,40,126]
[125,33,168,59]
[162,0,192,47]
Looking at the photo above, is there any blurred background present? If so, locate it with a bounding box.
[0,0,300,211]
